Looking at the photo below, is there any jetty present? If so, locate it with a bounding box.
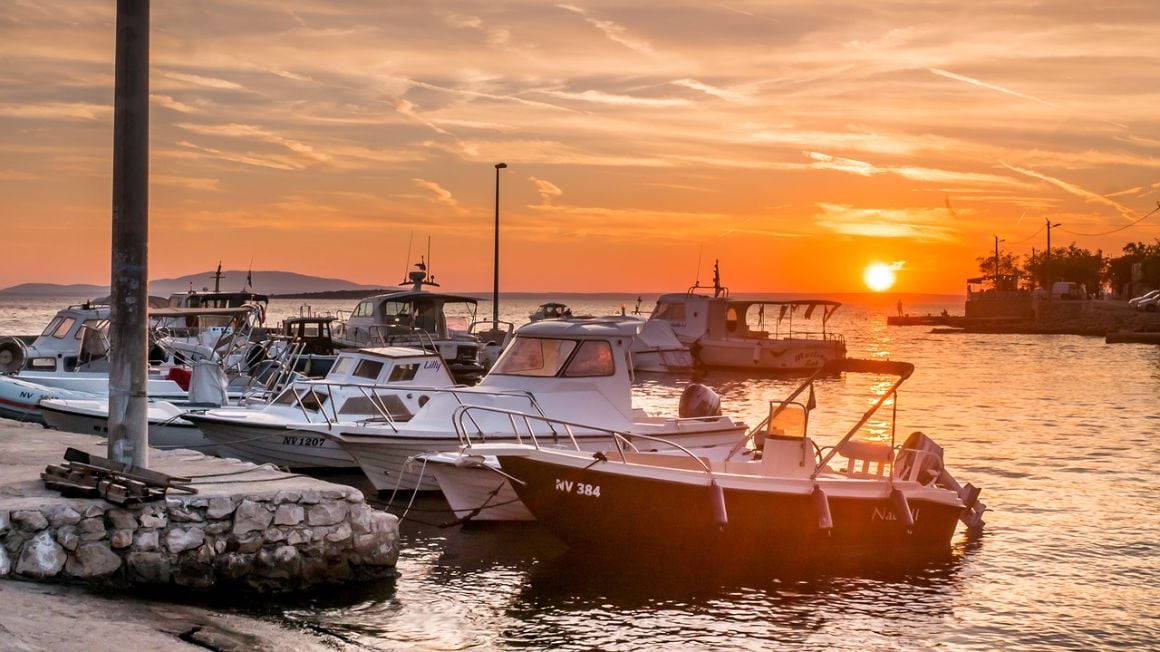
[0,419,399,593]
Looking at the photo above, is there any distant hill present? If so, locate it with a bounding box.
[0,271,382,297]
[149,270,383,296]
[0,283,108,297]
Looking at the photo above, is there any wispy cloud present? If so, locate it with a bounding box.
[0,102,110,121]
[530,177,563,206]
[671,79,749,103]
[929,68,1056,108]
[813,204,960,242]
[558,5,655,56]
[411,178,462,212]
[163,72,244,90]
[999,162,1138,221]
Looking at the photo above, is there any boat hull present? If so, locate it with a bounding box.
[424,455,533,522]
[498,454,963,557]
[693,338,846,371]
[184,414,356,470]
[38,400,213,452]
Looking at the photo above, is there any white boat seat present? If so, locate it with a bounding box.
[837,440,893,476]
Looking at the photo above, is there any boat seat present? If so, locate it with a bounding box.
[837,440,893,476]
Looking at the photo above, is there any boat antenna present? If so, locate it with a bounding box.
[401,231,414,284]
[426,235,433,283]
[245,256,253,291]
[212,261,223,293]
[695,244,704,288]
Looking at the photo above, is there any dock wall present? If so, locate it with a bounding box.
[0,426,399,592]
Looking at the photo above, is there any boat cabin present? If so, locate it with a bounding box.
[0,302,112,373]
[482,319,639,423]
[529,302,573,322]
[281,315,337,356]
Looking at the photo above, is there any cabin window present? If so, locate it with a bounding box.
[329,356,354,377]
[76,320,106,340]
[297,388,329,411]
[563,340,615,377]
[388,363,419,382]
[353,359,385,380]
[272,387,298,406]
[650,303,685,322]
[41,317,64,338]
[726,307,739,332]
[51,317,77,339]
[352,300,375,318]
[339,394,412,420]
[492,337,577,377]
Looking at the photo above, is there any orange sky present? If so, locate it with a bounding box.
[2,1,1158,293]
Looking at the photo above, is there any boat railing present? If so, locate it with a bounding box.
[294,382,548,434]
[367,325,441,352]
[451,405,716,476]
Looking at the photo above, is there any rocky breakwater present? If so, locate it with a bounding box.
[0,424,399,592]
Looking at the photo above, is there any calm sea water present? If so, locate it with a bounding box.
[3,295,1157,650]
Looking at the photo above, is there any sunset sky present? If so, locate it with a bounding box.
[2,1,1158,293]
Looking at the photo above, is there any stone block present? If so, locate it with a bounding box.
[369,510,398,534]
[12,510,49,532]
[349,504,373,535]
[106,508,137,531]
[65,542,122,579]
[274,504,304,526]
[0,511,8,535]
[203,521,231,535]
[168,505,204,523]
[273,490,301,505]
[264,527,287,543]
[321,489,346,500]
[82,504,106,519]
[233,499,273,535]
[235,533,264,554]
[257,545,299,579]
[0,546,9,576]
[214,552,254,580]
[286,529,312,546]
[133,529,159,552]
[77,517,107,542]
[125,551,170,583]
[139,514,167,529]
[299,489,321,505]
[110,528,134,549]
[206,497,236,519]
[55,525,80,552]
[15,530,66,578]
[351,534,398,567]
[47,506,82,527]
[325,523,352,545]
[345,490,365,503]
[306,501,348,527]
[173,557,214,588]
[166,527,206,554]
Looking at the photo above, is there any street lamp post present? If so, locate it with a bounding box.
[993,235,1005,289]
[1045,219,1061,298]
[492,162,507,326]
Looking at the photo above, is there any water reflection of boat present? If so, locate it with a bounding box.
[471,358,986,558]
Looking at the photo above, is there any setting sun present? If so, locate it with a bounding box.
[863,263,897,292]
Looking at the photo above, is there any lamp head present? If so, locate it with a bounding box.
[495,162,508,170]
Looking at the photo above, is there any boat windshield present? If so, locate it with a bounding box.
[492,337,615,377]
[649,302,685,322]
[492,337,578,377]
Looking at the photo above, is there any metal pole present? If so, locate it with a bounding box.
[994,235,1000,286]
[1045,219,1053,300]
[107,0,150,468]
[492,162,507,326]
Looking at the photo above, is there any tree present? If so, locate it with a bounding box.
[1023,243,1106,295]
[975,252,1021,290]
[1106,240,1160,295]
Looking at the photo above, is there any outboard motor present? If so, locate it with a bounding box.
[0,338,27,373]
[678,383,722,418]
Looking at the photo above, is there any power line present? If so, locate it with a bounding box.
[1056,202,1160,237]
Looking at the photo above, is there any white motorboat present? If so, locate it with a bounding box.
[38,398,211,451]
[466,358,986,559]
[649,260,846,371]
[305,319,748,493]
[333,260,486,384]
[183,346,458,469]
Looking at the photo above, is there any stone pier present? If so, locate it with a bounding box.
[0,419,399,592]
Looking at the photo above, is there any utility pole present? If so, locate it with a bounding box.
[1045,219,1061,301]
[491,162,507,327]
[107,0,150,467]
[993,235,1004,289]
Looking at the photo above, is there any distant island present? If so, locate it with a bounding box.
[0,270,384,297]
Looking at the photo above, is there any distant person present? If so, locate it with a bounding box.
[897,300,903,317]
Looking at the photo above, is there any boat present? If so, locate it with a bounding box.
[465,358,986,558]
[182,346,457,469]
[333,260,486,384]
[38,397,211,451]
[305,319,748,492]
[529,302,575,321]
[648,261,846,371]
[0,300,112,374]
